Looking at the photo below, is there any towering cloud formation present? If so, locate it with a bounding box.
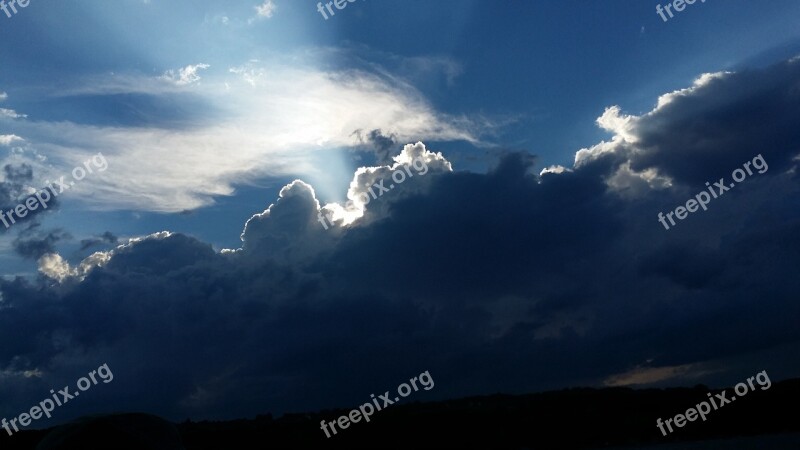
[1,58,800,424]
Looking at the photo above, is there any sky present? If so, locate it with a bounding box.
[1,0,800,426]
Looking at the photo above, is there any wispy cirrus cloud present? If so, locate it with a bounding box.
[0,58,488,212]
[603,364,718,387]
[0,108,26,119]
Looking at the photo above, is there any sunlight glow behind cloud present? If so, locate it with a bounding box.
[0,60,485,212]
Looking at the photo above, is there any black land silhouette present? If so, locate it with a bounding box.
[2,378,799,449]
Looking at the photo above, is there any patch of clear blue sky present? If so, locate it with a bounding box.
[1,0,799,271]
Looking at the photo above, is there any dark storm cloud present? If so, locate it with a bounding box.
[0,164,33,223]
[1,58,800,424]
[578,61,800,188]
[13,227,71,259]
[352,128,398,164]
[631,64,800,186]
[0,163,60,233]
[3,163,33,183]
[79,232,119,251]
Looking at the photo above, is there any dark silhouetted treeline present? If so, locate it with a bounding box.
[2,378,799,449]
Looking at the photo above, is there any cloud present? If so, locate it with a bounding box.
[37,251,111,282]
[0,163,60,233]
[253,0,276,20]
[352,129,399,164]
[160,64,211,86]
[0,108,26,119]
[1,58,800,424]
[1,60,485,212]
[603,364,714,387]
[13,228,71,260]
[79,231,119,251]
[238,179,335,262]
[575,62,800,191]
[0,135,23,146]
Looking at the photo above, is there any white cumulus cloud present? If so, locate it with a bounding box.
[254,0,276,19]
[0,135,22,146]
[161,63,211,86]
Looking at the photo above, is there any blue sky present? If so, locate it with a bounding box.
[2,0,798,266]
[2,0,800,427]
